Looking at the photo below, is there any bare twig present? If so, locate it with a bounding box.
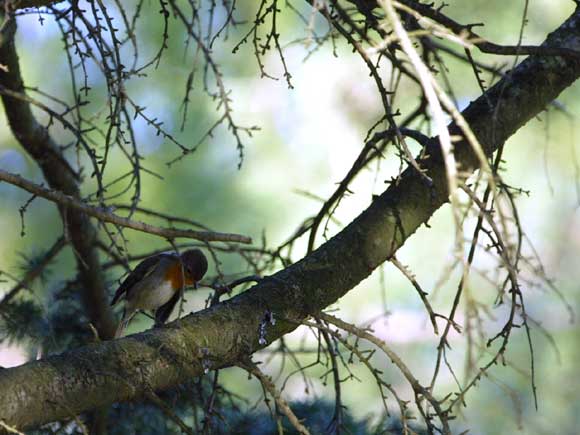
[0,170,252,244]
[241,360,311,435]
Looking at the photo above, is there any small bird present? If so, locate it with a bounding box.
[110,249,208,337]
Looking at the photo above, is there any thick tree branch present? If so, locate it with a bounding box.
[1,5,579,432]
[0,169,252,244]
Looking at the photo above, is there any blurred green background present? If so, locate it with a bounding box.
[0,1,579,434]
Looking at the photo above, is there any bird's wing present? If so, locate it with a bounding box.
[110,254,166,306]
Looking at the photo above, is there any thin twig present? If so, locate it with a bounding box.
[0,169,252,244]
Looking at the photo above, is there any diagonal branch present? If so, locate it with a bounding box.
[241,361,311,435]
[0,169,252,244]
[0,4,579,432]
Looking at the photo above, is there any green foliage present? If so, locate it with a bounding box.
[0,299,44,344]
[106,398,427,435]
[26,396,428,435]
[40,288,92,354]
[107,401,182,435]
[207,401,427,435]
[16,249,53,285]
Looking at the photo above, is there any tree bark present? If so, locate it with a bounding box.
[0,4,579,432]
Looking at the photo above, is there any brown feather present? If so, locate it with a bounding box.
[110,254,167,306]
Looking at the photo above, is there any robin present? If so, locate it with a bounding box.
[110,248,208,337]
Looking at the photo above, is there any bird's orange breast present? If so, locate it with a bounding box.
[164,260,194,289]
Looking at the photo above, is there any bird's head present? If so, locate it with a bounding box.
[180,249,209,283]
